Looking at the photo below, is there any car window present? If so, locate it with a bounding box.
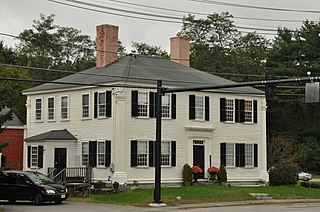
[33,172,55,184]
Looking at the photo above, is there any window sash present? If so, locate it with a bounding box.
[97,141,105,166]
[244,100,253,123]
[161,94,171,118]
[226,143,235,167]
[98,92,106,117]
[61,96,68,119]
[48,97,55,120]
[137,141,148,167]
[245,144,254,166]
[138,92,148,117]
[195,96,204,120]
[35,99,42,120]
[161,141,171,166]
[31,146,38,167]
[82,142,89,166]
[225,99,234,122]
[82,94,90,118]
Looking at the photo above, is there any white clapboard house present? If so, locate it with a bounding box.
[23,24,269,185]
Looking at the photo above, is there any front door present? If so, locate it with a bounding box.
[54,148,67,173]
[193,144,205,178]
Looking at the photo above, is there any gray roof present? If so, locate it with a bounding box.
[23,55,264,95]
[0,107,24,127]
[24,129,77,142]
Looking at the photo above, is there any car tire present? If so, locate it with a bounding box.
[55,200,63,204]
[8,199,16,204]
[34,193,44,205]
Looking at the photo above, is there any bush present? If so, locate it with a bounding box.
[218,165,227,184]
[182,164,192,186]
[301,181,311,188]
[311,183,320,189]
[269,161,299,186]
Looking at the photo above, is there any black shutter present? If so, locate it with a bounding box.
[89,141,97,167]
[131,91,138,117]
[171,141,176,167]
[254,144,258,167]
[38,145,43,168]
[240,99,245,123]
[171,94,176,119]
[105,140,111,167]
[106,91,112,117]
[27,146,31,168]
[94,92,98,118]
[236,143,245,167]
[254,100,258,123]
[205,96,209,121]
[149,141,155,167]
[220,143,226,166]
[131,140,137,167]
[149,92,156,118]
[0,154,6,167]
[235,99,239,123]
[220,98,226,122]
[189,95,195,120]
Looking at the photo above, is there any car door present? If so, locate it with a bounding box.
[15,173,34,200]
[2,173,19,201]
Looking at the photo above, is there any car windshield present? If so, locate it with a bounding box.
[26,172,55,185]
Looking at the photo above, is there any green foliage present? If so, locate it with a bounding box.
[182,163,192,186]
[218,165,227,184]
[301,182,320,189]
[269,161,300,186]
[131,42,169,58]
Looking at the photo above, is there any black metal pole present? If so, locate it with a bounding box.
[154,80,162,203]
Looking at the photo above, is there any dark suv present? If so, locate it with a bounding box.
[0,170,68,205]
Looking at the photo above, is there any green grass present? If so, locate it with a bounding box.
[68,184,320,206]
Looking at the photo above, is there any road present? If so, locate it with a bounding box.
[1,201,320,212]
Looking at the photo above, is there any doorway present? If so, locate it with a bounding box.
[54,148,67,173]
[193,141,205,178]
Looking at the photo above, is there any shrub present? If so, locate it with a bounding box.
[301,181,311,188]
[269,161,299,186]
[311,183,320,189]
[182,164,192,186]
[218,165,227,184]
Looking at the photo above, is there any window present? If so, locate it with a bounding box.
[245,144,253,167]
[137,140,148,167]
[97,141,105,166]
[221,143,258,168]
[48,97,55,120]
[35,98,42,121]
[138,92,148,117]
[82,142,89,166]
[31,146,38,167]
[226,143,235,167]
[195,96,204,120]
[161,94,171,118]
[225,99,234,122]
[161,141,171,166]
[98,92,106,117]
[94,91,112,118]
[82,94,90,118]
[244,100,253,123]
[189,95,209,121]
[61,96,68,119]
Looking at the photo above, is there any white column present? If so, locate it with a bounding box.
[112,89,127,184]
[260,99,269,181]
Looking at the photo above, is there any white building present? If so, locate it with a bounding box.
[23,24,269,185]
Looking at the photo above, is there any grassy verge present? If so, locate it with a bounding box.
[68,184,320,206]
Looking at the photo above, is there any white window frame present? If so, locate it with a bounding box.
[47,97,55,121]
[245,144,254,167]
[244,100,253,123]
[138,91,149,118]
[137,140,148,167]
[161,141,171,166]
[82,93,90,119]
[195,96,205,120]
[161,94,171,119]
[31,145,38,168]
[98,92,106,117]
[81,142,89,166]
[61,96,69,120]
[225,99,235,122]
[35,98,42,121]
[97,141,105,167]
[226,143,235,167]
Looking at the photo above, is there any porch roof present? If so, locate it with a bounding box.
[24,129,77,142]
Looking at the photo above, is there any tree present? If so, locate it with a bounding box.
[177,13,269,81]
[131,42,169,58]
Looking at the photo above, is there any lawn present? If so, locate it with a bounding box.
[69,184,320,206]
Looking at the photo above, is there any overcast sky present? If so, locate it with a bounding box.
[1,0,319,52]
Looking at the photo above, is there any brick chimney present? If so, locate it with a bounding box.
[170,36,190,67]
[96,24,119,68]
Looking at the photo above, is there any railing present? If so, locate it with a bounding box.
[47,167,92,184]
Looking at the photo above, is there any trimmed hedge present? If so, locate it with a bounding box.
[301,182,320,189]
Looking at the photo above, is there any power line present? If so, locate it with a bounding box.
[191,0,320,14]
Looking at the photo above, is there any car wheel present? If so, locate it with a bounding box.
[8,199,16,204]
[55,200,63,204]
[34,193,44,205]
